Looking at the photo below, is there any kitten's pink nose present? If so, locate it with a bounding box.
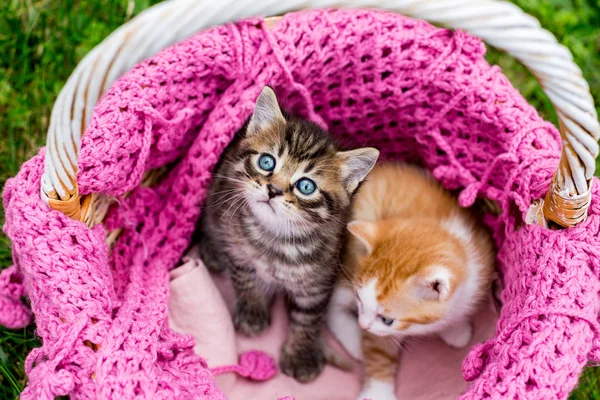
[267,183,283,198]
[358,317,371,330]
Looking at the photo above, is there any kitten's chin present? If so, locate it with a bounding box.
[249,200,277,222]
[366,329,395,338]
[248,200,303,236]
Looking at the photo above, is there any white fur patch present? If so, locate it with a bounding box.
[246,188,300,237]
[432,213,488,345]
[327,287,363,360]
[439,320,473,349]
[356,279,399,337]
[441,213,473,245]
[358,379,397,400]
[357,279,379,330]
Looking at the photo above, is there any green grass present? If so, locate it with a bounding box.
[0,0,598,399]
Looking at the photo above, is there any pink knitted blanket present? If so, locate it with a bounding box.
[2,9,599,399]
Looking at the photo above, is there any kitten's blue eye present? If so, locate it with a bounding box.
[296,178,317,195]
[379,315,394,326]
[258,154,276,171]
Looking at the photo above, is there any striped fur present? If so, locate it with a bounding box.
[191,87,378,382]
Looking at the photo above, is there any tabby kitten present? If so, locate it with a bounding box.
[327,163,495,400]
[191,86,379,382]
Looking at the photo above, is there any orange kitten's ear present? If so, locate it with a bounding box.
[247,86,285,136]
[415,266,453,301]
[347,220,378,255]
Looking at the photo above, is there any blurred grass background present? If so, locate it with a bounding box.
[0,0,598,398]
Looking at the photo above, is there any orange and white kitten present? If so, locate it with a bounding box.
[327,163,495,400]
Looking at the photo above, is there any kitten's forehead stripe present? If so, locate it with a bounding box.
[243,158,254,176]
[282,119,335,162]
[321,191,335,214]
[239,149,258,159]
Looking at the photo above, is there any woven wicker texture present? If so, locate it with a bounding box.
[2,10,599,399]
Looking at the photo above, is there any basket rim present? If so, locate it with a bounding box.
[41,0,599,229]
[76,8,559,235]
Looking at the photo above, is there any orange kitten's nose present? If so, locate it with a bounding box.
[358,316,371,330]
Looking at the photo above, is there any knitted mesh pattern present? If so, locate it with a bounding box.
[2,9,599,399]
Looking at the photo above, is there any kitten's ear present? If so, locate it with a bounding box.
[347,220,378,255]
[337,148,380,193]
[247,86,285,136]
[415,266,454,301]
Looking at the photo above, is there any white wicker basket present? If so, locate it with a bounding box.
[41,0,599,228]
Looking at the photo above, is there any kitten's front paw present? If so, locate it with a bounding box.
[280,343,325,383]
[439,320,473,349]
[181,256,200,266]
[233,302,271,336]
[358,380,397,400]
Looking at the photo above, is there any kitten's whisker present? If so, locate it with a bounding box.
[210,187,245,196]
[390,336,404,349]
[205,195,244,217]
[219,194,247,222]
[338,264,353,282]
[230,198,249,224]
[207,192,246,210]
[207,190,245,206]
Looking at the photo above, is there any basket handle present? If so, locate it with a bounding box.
[41,0,599,228]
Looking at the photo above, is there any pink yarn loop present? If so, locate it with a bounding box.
[462,342,492,381]
[29,363,76,399]
[22,347,77,399]
[211,350,277,381]
[0,265,31,329]
[458,183,481,207]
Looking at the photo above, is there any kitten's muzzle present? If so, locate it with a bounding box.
[358,316,372,330]
[267,183,283,198]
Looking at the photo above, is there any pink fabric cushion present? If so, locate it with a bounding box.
[168,260,498,399]
[168,260,238,390]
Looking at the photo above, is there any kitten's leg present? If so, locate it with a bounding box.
[196,234,230,272]
[327,286,363,360]
[358,332,398,400]
[231,264,272,336]
[439,319,473,349]
[192,218,230,272]
[280,288,331,382]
